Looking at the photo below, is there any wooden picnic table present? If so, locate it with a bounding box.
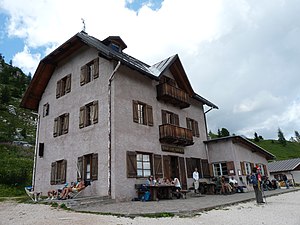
[149,184,174,201]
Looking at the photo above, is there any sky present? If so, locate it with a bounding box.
[1,0,300,140]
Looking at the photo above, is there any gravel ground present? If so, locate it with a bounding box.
[1,191,299,225]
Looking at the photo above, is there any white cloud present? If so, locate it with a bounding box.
[2,0,300,139]
[12,45,40,75]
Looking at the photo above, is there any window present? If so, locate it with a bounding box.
[79,101,98,128]
[56,74,71,98]
[161,110,179,125]
[77,154,98,181]
[111,43,120,52]
[186,118,199,137]
[186,158,202,178]
[245,162,252,175]
[137,153,151,177]
[43,103,49,117]
[127,151,153,178]
[50,160,67,185]
[53,113,69,137]
[132,100,153,126]
[213,162,228,176]
[80,58,99,86]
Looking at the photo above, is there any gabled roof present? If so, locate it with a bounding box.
[204,135,275,160]
[268,158,300,173]
[21,31,218,111]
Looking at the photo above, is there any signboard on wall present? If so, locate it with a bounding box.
[161,145,184,154]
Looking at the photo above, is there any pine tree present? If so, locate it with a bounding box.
[278,128,287,146]
[295,131,300,143]
[254,132,259,142]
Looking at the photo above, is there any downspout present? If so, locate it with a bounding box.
[31,112,40,190]
[204,106,213,163]
[108,61,121,197]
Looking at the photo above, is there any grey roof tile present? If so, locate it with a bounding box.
[268,158,300,172]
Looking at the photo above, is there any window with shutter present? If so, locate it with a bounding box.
[77,156,83,180]
[132,100,153,126]
[162,110,179,126]
[80,58,100,86]
[54,113,69,137]
[79,101,99,129]
[50,160,67,185]
[212,162,228,176]
[56,74,72,98]
[186,118,199,137]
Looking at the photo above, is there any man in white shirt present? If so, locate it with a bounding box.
[193,167,200,194]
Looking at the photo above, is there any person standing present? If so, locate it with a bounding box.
[193,167,200,194]
[250,167,264,204]
[282,174,289,189]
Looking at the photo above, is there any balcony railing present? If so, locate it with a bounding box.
[159,124,194,146]
[156,83,190,108]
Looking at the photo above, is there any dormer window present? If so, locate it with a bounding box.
[111,43,120,52]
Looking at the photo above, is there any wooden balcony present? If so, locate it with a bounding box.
[156,83,190,108]
[159,124,194,146]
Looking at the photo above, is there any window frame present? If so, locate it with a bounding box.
[43,103,49,117]
[212,162,228,176]
[56,74,71,99]
[80,58,99,86]
[79,100,98,128]
[50,159,67,185]
[136,153,152,178]
[53,113,69,137]
[132,100,153,126]
[77,153,98,181]
[161,110,179,126]
[186,117,199,137]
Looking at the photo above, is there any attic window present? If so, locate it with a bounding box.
[111,43,121,52]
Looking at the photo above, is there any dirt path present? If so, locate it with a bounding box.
[1,191,300,225]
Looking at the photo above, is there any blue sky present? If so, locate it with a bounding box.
[1,0,300,140]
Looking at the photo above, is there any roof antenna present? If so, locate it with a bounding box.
[81,18,86,32]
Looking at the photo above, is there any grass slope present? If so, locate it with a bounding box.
[252,139,300,160]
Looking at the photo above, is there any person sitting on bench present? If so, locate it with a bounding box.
[171,177,182,199]
[60,180,86,200]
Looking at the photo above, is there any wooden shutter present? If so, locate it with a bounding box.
[179,157,187,189]
[132,101,139,123]
[263,164,268,176]
[163,155,171,179]
[161,110,167,124]
[56,80,61,98]
[80,65,87,85]
[240,161,246,175]
[77,156,83,180]
[250,162,254,171]
[79,106,85,128]
[61,160,67,184]
[209,164,213,177]
[93,58,99,79]
[63,113,69,134]
[186,158,193,178]
[53,118,58,137]
[174,114,179,126]
[226,161,235,175]
[127,151,137,178]
[66,74,71,93]
[146,104,153,126]
[201,159,210,178]
[153,154,163,178]
[186,118,191,130]
[51,162,56,185]
[194,120,199,137]
[93,101,98,124]
[92,153,98,181]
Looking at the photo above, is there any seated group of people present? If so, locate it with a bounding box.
[215,176,245,194]
[143,175,182,200]
[47,179,87,200]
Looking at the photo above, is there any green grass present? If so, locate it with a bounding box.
[251,139,300,160]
